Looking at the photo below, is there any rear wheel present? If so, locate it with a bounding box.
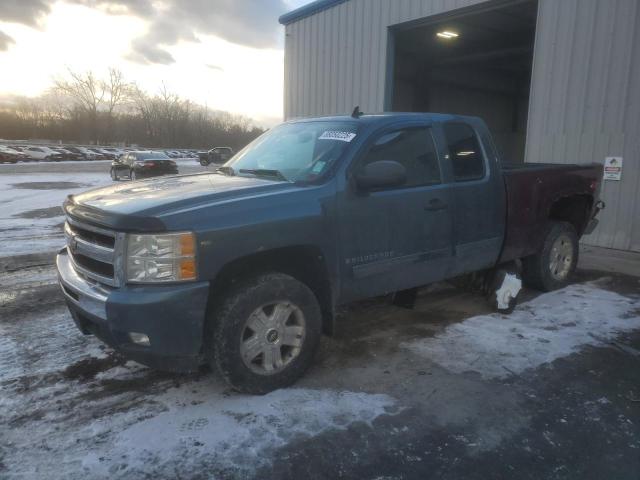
[209,273,322,394]
[522,221,578,291]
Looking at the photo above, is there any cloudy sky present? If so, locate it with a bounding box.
[0,0,310,126]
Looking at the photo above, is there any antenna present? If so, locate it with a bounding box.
[351,106,363,118]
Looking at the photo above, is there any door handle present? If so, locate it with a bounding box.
[424,198,448,212]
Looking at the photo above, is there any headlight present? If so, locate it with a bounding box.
[126,232,197,283]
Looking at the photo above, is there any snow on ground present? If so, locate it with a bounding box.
[85,386,394,478]
[0,302,396,479]
[0,172,110,256]
[2,279,639,478]
[403,281,640,379]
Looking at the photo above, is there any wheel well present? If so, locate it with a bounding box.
[549,194,593,235]
[209,246,335,335]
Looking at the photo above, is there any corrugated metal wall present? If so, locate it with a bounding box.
[526,0,640,252]
[284,0,488,118]
[283,0,640,252]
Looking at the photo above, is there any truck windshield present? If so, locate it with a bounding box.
[226,121,359,182]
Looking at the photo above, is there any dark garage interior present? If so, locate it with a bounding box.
[390,0,538,163]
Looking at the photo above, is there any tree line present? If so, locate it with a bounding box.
[0,68,265,150]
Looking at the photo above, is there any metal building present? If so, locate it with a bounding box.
[279,0,640,253]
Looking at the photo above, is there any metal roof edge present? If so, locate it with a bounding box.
[279,0,349,25]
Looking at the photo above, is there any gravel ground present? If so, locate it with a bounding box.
[1,163,639,479]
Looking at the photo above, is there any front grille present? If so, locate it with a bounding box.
[73,253,115,278]
[64,216,124,287]
[67,222,115,248]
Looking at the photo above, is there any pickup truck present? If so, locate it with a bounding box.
[198,146,234,166]
[57,113,603,394]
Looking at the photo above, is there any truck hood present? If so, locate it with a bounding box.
[66,173,297,230]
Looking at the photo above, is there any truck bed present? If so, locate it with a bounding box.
[499,162,603,264]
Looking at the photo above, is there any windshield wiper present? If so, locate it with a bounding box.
[216,165,235,176]
[239,169,288,182]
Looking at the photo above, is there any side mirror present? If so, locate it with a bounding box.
[355,160,406,191]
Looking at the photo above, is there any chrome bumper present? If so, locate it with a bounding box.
[56,248,109,320]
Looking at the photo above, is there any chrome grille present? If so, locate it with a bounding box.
[64,216,125,287]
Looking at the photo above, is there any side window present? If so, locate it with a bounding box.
[361,127,440,188]
[443,123,485,182]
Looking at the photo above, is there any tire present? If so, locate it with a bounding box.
[110,168,118,181]
[130,169,137,181]
[209,273,322,394]
[522,221,578,292]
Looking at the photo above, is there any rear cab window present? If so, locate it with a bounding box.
[443,123,486,182]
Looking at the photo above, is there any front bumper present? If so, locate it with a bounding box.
[57,249,210,372]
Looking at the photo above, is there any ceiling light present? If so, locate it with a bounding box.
[437,31,459,39]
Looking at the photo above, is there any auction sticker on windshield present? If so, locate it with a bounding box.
[319,131,357,142]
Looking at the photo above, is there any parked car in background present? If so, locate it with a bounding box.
[52,147,84,161]
[22,146,65,161]
[110,150,178,181]
[198,146,234,166]
[0,145,27,163]
[97,148,119,160]
[63,146,95,160]
[101,147,122,157]
[85,148,110,160]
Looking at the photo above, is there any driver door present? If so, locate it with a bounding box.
[337,124,454,302]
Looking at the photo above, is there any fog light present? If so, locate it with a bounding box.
[129,332,150,346]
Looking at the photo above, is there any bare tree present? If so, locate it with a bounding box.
[103,68,132,141]
[53,67,131,143]
[2,75,264,149]
[53,69,104,143]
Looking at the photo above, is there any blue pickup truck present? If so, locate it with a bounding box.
[57,113,603,393]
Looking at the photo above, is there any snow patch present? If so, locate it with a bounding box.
[1,306,395,479]
[403,282,640,378]
[89,386,395,477]
[0,172,110,256]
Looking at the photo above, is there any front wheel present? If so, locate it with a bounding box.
[130,169,137,181]
[209,273,322,394]
[110,168,118,181]
[522,221,578,292]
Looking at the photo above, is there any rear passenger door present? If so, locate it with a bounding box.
[338,123,454,301]
[440,122,506,275]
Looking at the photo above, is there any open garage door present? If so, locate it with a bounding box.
[389,0,538,163]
